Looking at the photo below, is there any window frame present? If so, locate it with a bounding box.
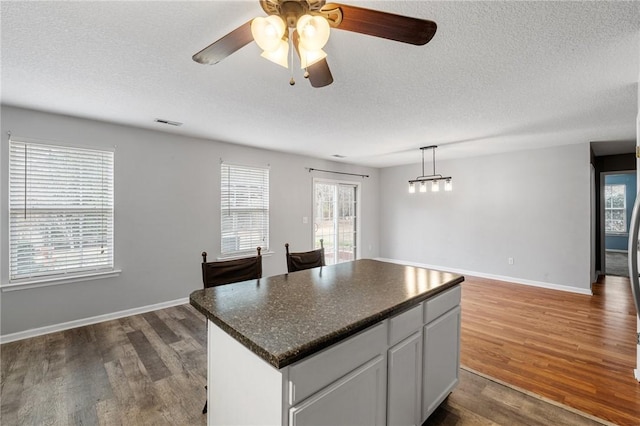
[5,137,117,289]
[220,162,270,257]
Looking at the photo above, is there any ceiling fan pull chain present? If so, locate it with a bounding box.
[289,30,295,86]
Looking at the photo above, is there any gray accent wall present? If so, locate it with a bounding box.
[379,143,592,292]
[0,106,380,336]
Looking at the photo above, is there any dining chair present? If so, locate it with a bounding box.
[200,246,262,414]
[285,239,325,273]
[201,247,262,288]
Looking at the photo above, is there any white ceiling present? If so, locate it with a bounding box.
[1,1,639,167]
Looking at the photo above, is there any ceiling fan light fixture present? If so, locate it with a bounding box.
[260,38,289,68]
[251,15,286,52]
[296,14,330,51]
[299,47,326,69]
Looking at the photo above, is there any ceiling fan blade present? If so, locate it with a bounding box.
[307,59,334,88]
[321,3,437,46]
[192,21,254,65]
[292,31,334,88]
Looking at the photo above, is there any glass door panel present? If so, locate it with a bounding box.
[314,180,358,265]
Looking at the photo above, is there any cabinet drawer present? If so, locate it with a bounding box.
[424,285,461,323]
[288,322,386,405]
[388,303,423,346]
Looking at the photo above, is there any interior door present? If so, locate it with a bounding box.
[627,190,640,381]
[313,180,358,265]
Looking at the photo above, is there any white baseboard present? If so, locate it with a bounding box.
[635,369,640,382]
[374,258,593,296]
[0,297,190,344]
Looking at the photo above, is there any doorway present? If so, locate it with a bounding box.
[602,171,636,277]
[313,179,360,265]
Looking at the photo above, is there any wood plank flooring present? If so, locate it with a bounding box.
[427,367,609,426]
[1,275,634,425]
[460,275,639,426]
[1,305,209,425]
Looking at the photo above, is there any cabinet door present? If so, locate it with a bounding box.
[387,331,422,426]
[289,355,386,426]
[422,306,461,422]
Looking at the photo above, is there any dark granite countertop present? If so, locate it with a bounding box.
[190,259,464,369]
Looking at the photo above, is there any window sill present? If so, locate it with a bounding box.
[605,232,629,237]
[1,269,122,292]
[217,251,275,261]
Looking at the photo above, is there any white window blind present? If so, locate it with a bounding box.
[8,139,114,281]
[221,163,269,255]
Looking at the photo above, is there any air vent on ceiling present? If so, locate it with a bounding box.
[154,118,183,127]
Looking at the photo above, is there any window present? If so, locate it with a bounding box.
[221,163,269,255]
[605,183,626,233]
[8,138,114,281]
[313,179,359,265]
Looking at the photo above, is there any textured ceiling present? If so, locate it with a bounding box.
[1,1,639,167]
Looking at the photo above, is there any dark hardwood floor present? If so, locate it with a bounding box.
[460,274,639,426]
[1,305,208,425]
[1,274,634,425]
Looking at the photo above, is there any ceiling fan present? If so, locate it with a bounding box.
[192,0,437,88]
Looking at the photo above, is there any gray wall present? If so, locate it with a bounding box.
[0,106,380,336]
[379,143,592,292]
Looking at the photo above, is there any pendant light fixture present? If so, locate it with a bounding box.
[408,146,452,193]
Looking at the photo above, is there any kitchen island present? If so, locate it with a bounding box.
[190,259,464,426]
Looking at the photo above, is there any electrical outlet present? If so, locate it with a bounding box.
[508,257,514,265]
[302,216,308,224]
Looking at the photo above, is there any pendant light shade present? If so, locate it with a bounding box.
[260,38,289,68]
[444,179,453,191]
[299,46,327,68]
[297,14,330,51]
[252,16,287,52]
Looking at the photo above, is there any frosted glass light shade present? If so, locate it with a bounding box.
[431,181,440,192]
[409,182,415,193]
[260,39,289,68]
[297,15,330,51]
[444,179,453,191]
[299,47,326,68]
[419,182,427,193]
[252,16,286,52]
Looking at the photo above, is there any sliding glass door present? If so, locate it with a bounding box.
[313,179,359,265]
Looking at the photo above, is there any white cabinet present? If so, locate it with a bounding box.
[421,305,461,421]
[289,355,386,426]
[387,331,422,426]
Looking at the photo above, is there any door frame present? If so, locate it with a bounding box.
[312,177,362,264]
[599,169,636,276]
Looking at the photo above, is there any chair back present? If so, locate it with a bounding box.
[285,239,325,273]
[201,247,262,288]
